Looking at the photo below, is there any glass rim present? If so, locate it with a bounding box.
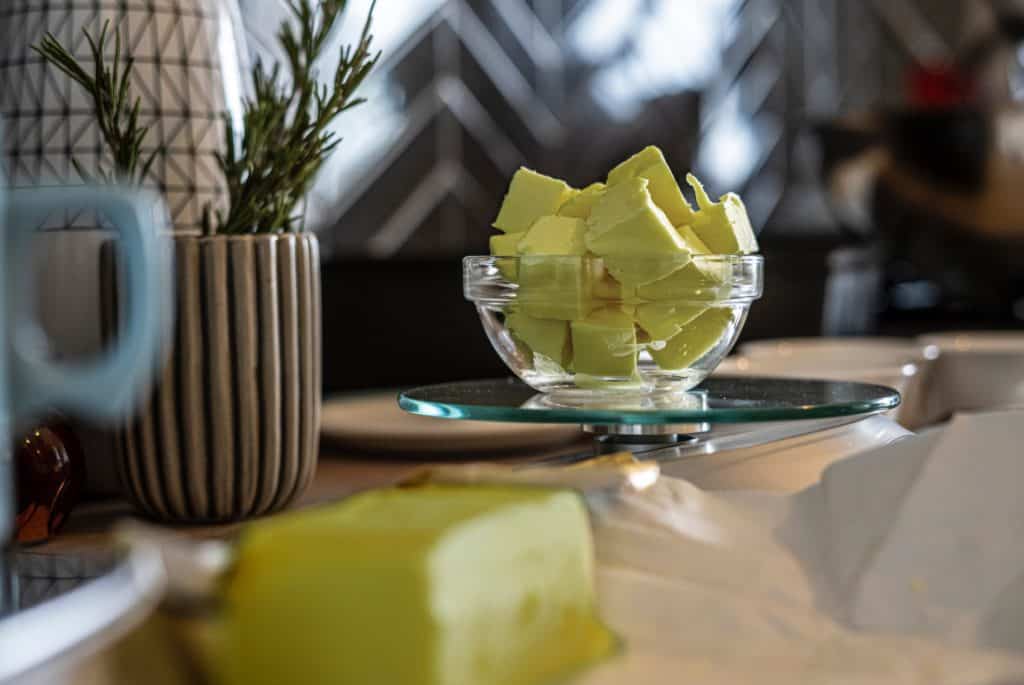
[463,254,764,264]
[398,377,900,425]
[463,254,764,306]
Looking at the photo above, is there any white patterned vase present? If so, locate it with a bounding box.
[0,0,249,494]
[0,0,247,351]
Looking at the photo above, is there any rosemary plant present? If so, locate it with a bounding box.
[33,21,159,185]
[206,0,380,234]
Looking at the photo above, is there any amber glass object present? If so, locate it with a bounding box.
[14,418,85,545]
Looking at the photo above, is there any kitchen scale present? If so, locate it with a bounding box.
[399,376,910,490]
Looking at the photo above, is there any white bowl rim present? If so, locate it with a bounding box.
[719,355,918,380]
[740,337,936,362]
[919,331,1024,353]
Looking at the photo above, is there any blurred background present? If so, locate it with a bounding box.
[290,0,1024,392]
[8,0,1024,392]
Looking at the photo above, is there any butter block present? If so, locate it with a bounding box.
[635,226,727,301]
[516,216,593,320]
[649,307,735,370]
[517,216,587,256]
[221,485,615,685]
[518,256,594,320]
[507,310,572,368]
[634,302,706,341]
[490,232,523,256]
[607,146,697,226]
[589,176,667,242]
[635,264,720,300]
[557,182,606,219]
[590,262,635,303]
[493,168,575,233]
[571,307,638,377]
[585,178,690,286]
[685,173,759,254]
[590,268,636,319]
[489,232,524,280]
[592,272,624,301]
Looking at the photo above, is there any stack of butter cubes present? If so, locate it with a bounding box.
[489,146,759,380]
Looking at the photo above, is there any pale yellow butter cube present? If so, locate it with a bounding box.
[517,216,587,256]
[515,216,593,320]
[685,173,759,254]
[492,168,575,234]
[489,231,524,280]
[634,302,706,341]
[585,178,690,287]
[571,307,638,378]
[607,146,697,226]
[635,225,728,300]
[557,182,606,219]
[507,310,572,369]
[649,307,735,370]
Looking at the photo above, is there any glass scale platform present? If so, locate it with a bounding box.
[399,376,902,461]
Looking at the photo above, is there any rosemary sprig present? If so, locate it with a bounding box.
[33,20,160,186]
[206,0,380,234]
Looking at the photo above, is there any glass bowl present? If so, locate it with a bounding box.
[464,254,763,399]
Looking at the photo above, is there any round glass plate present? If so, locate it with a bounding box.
[399,376,901,425]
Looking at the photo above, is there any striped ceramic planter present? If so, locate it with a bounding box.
[101,234,321,523]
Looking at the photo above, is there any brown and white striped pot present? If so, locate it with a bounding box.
[101,233,321,523]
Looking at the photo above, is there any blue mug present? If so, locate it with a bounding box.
[0,185,171,548]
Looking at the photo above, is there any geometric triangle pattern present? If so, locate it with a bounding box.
[0,0,247,234]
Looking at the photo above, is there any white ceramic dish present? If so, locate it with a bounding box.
[0,548,165,685]
[918,331,1024,417]
[740,337,938,366]
[722,337,938,428]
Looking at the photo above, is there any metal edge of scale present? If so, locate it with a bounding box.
[566,413,885,464]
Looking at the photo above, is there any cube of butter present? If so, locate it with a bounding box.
[489,232,523,256]
[634,302,706,342]
[489,232,524,280]
[649,307,735,370]
[591,267,635,303]
[517,216,593,320]
[557,182,606,219]
[607,146,697,226]
[517,216,587,256]
[685,173,759,254]
[518,258,594,321]
[492,168,575,234]
[221,485,615,685]
[507,310,572,369]
[635,226,726,301]
[570,307,638,378]
[585,178,690,287]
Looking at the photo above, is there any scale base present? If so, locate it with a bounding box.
[584,422,707,454]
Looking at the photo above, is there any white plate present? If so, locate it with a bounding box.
[717,349,932,429]
[0,549,164,685]
[740,337,938,367]
[918,331,1024,415]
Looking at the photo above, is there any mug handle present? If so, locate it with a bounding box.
[5,185,172,422]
